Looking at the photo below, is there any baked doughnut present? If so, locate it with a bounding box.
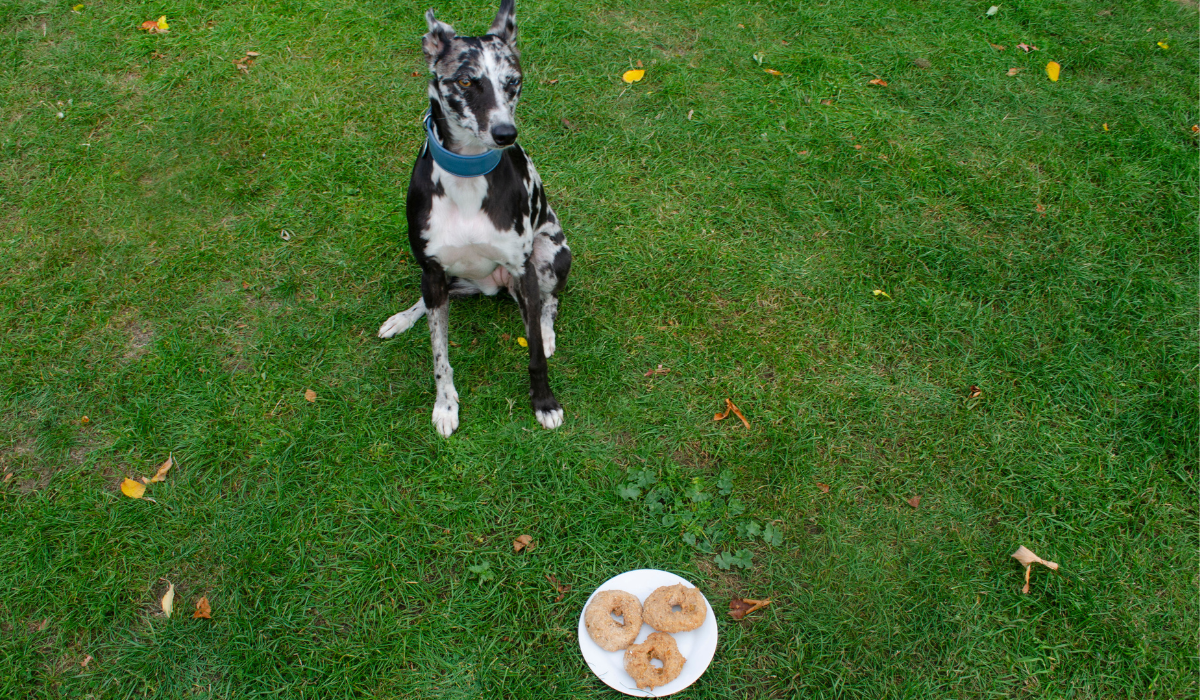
[624,631,686,690]
[642,583,707,633]
[584,590,643,651]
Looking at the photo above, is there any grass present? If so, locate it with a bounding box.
[0,0,1197,697]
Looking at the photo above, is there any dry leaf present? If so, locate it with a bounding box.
[193,596,212,619]
[817,482,830,493]
[513,534,534,552]
[873,289,891,299]
[500,333,511,342]
[906,495,921,508]
[80,655,92,668]
[1007,67,1023,76]
[622,69,646,83]
[968,385,982,399]
[305,389,316,402]
[819,99,833,106]
[990,43,1006,51]
[1046,61,1060,82]
[81,415,89,424]
[148,455,173,483]
[411,71,420,77]
[120,478,146,499]
[714,399,749,428]
[545,574,571,602]
[517,336,528,347]
[986,5,999,16]
[2,472,11,483]
[1012,545,1059,593]
[868,78,888,86]
[1017,43,1038,52]
[140,16,168,33]
[1036,203,1046,215]
[644,365,670,377]
[72,3,84,11]
[161,582,175,618]
[1193,125,1199,133]
[729,597,771,620]
[687,109,694,120]
[854,144,863,150]
[157,16,168,30]
[561,118,577,130]
[1157,40,1169,49]
[35,619,48,631]
[1103,123,1109,131]
[764,68,783,76]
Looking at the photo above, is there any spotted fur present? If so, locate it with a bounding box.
[379,0,571,437]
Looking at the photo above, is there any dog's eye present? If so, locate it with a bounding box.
[457,78,471,88]
[507,77,521,87]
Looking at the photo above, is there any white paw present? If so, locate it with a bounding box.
[432,400,460,437]
[378,311,419,338]
[535,407,564,430]
[541,325,556,358]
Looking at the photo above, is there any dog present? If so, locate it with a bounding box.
[378,0,571,438]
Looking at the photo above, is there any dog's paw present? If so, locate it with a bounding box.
[432,400,460,437]
[534,406,564,430]
[541,325,556,358]
[378,311,419,338]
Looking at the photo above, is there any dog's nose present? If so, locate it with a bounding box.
[491,124,518,146]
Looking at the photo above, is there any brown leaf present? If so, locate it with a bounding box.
[729,597,771,620]
[513,534,534,552]
[193,596,212,619]
[728,401,750,429]
[1007,67,1023,76]
[817,482,830,493]
[1012,546,1059,594]
[644,364,670,377]
[80,655,92,668]
[907,495,921,508]
[35,618,48,631]
[304,389,317,402]
[411,71,420,77]
[764,68,783,76]
[636,60,644,68]
[561,118,577,131]
[148,455,173,484]
[868,78,888,86]
[81,415,90,424]
[714,399,732,421]
[968,385,982,399]
[500,333,511,342]
[990,43,1006,51]
[819,99,833,106]
[545,574,571,602]
[1035,203,1046,216]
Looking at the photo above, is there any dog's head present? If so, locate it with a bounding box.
[423,0,522,151]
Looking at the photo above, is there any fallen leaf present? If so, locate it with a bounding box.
[990,43,1006,51]
[819,99,833,106]
[2,473,11,483]
[1046,61,1060,82]
[517,336,528,347]
[1017,43,1038,52]
[686,109,694,120]
[644,364,670,377]
[305,389,316,402]
[161,581,175,618]
[561,118,577,130]
[817,482,830,493]
[233,51,260,74]
[968,385,982,399]
[986,5,999,16]
[72,3,84,11]
[411,71,420,77]
[1012,545,1059,594]
[868,78,888,86]
[120,478,146,499]
[636,60,643,68]
[853,144,863,150]
[1157,40,1169,49]
[752,51,765,65]
[81,415,89,424]
[545,574,571,602]
[500,333,511,341]
[729,597,771,620]
[873,289,891,299]
[157,16,168,30]
[1103,123,1109,131]
[907,495,921,508]
[148,455,173,483]
[139,16,168,33]
[1007,67,1023,76]
[193,596,212,619]
[1036,203,1046,215]
[80,655,92,668]
[1193,125,1199,133]
[714,399,749,428]
[513,534,534,552]
[764,68,783,76]
[622,69,646,83]
[35,619,48,631]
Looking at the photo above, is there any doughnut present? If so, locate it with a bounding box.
[624,631,686,690]
[584,590,643,651]
[642,583,707,633]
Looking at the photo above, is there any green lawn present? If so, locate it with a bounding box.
[1,0,1197,697]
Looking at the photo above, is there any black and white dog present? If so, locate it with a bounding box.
[379,0,571,437]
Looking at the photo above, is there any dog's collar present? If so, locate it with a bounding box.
[423,113,504,177]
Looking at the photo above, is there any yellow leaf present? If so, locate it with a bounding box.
[120,478,146,498]
[157,16,168,30]
[517,336,528,347]
[764,68,783,76]
[148,455,173,483]
[161,582,175,618]
[622,69,645,83]
[1046,61,1060,82]
[1157,40,1169,49]
[72,3,83,10]
[873,289,891,299]
[1103,123,1109,131]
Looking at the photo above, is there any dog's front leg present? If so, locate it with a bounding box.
[518,261,563,429]
[422,265,459,437]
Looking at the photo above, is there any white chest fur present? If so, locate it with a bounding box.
[424,163,532,282]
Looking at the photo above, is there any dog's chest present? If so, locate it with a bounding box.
[423,163,531,281]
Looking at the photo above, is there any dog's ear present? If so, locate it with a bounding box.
[487,0,517,47]
[423,8,456,68]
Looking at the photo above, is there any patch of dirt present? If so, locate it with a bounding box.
[672,441,717,470]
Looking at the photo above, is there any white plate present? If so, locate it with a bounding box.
[577,569,718,697]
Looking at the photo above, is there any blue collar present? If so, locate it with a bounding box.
[423,114,504,177]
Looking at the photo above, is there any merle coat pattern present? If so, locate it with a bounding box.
[379,0,571,437]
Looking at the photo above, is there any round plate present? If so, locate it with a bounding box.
[577,569,718,696]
